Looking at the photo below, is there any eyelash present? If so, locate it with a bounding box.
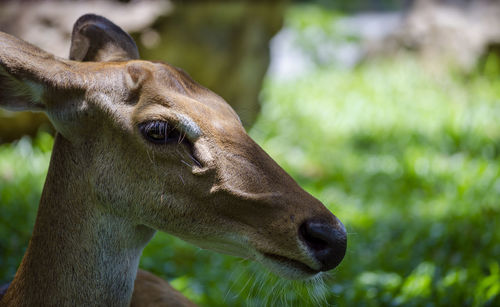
[139,121,188,145]
[139,120,203,168]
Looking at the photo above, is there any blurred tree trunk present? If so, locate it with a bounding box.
[135,1,286,128]
[0,0,286,143]
[0,112,51,143]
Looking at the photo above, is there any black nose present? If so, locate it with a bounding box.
[299,219,347,271]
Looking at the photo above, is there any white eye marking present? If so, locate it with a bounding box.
[176,113,201,140]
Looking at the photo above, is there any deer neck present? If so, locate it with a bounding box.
[3,135,156,306]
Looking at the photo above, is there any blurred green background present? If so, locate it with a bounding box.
[1,1,500,306]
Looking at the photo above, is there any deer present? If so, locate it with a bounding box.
[0,14,347,306]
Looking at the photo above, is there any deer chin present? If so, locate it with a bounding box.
[179,233,254,259]
[180,234,320,279]
[256,252,321,280]
[0,14,347,306]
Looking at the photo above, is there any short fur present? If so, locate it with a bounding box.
[0,14,346,306]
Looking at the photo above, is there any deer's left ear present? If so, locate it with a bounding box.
[0,32,81,112]
[70,14,139,62]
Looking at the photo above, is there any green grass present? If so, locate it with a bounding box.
[0,133,52,281]
[2,57,498,306]
[248,58,500,306]
[1,7,500,306]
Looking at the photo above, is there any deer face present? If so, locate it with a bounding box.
[0,14,346,280]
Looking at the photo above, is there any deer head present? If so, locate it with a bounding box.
[0,14,346,285]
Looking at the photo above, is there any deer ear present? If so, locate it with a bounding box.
[70,14,139,62]
[0,32,59,112]
[0,66,45,111]
[0,31,89,112]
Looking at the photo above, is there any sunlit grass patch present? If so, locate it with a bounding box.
[1,36,499,307]
[0,133,52,281]
[249,56,500,306]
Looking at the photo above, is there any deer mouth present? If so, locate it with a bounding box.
[261,253,320,279]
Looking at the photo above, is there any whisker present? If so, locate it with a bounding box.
[236,270,256,300]
[163,122,168,143]
[175,147,193,167]
[180,159,191,168]
[255,271,268,297]
[188,153,202,167]
[224,266,246,303]
[279,280,287,306]
[263,277,281,306]
[178,174,185,185]
[180,145,202,167]
[146,148,155,165]
[178,130,187,144]
[246,272,261,302]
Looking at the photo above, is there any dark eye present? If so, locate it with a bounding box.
[139,121,185,145]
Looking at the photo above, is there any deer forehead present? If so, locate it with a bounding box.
[127,62,244,137]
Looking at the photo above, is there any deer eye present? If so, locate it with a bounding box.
[139,121,185,145]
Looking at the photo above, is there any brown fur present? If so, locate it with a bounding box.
[132,270,197,307]
[0,15,345,306]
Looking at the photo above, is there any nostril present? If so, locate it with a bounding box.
[299,223,329,251]
[299,219,347,271]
